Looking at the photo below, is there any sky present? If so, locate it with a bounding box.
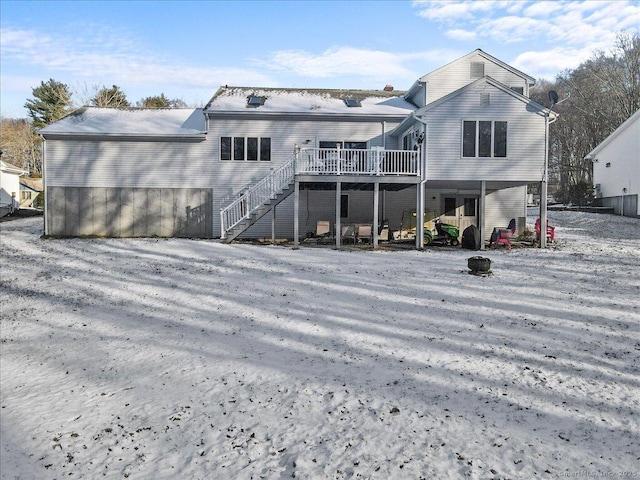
[1,0,639,118]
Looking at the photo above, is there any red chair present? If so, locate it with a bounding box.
[490,218,516,249]
[535,218,555,242]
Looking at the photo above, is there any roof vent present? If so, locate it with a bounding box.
[247,95,266,108]
[470,62,485,79]
[384,85,394,92]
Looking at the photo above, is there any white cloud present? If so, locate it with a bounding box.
[414,0,640,46]
[511,46,594,80]
[523,1,565,18]
[0,26,274,92]
[478,15,548,43]
[446,29,477,41]
[413,0,497,22]
[264,46,417,79]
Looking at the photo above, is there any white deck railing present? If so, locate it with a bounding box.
[220,147,420,238]
[297,147,419,176]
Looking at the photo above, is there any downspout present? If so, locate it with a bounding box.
[413,113,428,249]
[540,112,558,249]
[40,135,48,236]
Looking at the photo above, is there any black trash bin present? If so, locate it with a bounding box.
[462,224,481,250]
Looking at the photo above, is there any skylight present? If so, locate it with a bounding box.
[247,96,266,107]
[344,98,361,107]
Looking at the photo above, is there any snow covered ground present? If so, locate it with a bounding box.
[1,210,639,480]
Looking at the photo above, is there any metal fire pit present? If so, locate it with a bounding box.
[468,256,492,276]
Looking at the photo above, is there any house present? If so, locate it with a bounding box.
[587,109,640,217]
[39,49,554,247]
[19,177,43,208]
[1,157,28,217]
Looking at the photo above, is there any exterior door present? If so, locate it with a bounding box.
[440,196,477,235]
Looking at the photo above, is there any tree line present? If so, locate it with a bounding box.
[2,32,638,204]
[529,32,639,204]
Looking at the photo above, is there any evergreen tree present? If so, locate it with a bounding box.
[136,94,188,108]
[137,93,171,108]
[24,79,74,128]
[91,85,130,108]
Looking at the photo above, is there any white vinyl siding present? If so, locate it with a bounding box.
[420,52,530,106]
[45,139,212,188]
[207,116,404,238]
[592,113,640,206]
[424,83,545,182]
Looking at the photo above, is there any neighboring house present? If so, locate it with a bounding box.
[1,158,28,217]
[587,109,640,217]
[39,49,554,246]
[19,177,43,208]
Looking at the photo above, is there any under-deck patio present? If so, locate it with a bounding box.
[291,147,422,249]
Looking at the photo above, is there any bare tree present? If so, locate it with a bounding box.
[0,118,42,176]
[530,31,639,205]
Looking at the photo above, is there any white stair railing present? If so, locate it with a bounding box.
[220,147,419,239]
[220,154,296,239]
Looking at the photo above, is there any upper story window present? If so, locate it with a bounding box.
[510,86,524,95]
[220,136,271,161]
[462,120,507,158]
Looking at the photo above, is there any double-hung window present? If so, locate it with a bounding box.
[462,121,507,158]
[220,136,271,161]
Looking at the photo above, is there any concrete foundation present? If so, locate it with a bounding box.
[46,187,213,238]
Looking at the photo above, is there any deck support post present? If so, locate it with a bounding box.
[373,182,379,248]
[293,179,299,249]
[271,205,276,245]
[335,182,341,249]
[416,183,424,249]
[480,180,486,250]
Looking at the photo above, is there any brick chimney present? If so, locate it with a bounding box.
[384,85,394,92]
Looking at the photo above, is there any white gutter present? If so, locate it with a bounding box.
[413,113,429,248]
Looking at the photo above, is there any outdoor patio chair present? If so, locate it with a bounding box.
[490,218,516,249]
[340,224,356,244]
[316,220,331,237]
[356,224,372,244]
[535,218,555,242]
